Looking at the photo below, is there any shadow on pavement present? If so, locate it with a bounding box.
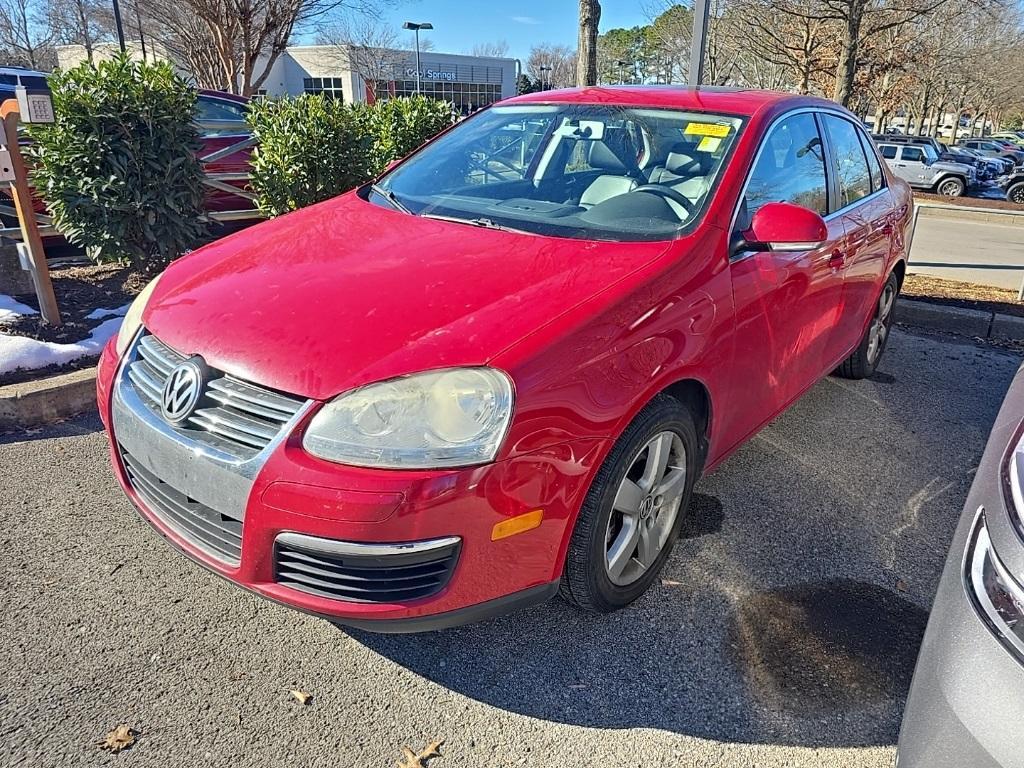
[351,336,1019,750]
[0,412,102,445]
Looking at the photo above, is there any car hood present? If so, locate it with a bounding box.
[144,193,672,400]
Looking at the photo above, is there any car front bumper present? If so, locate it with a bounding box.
[898,510,1024,768]
[96,338,607,631]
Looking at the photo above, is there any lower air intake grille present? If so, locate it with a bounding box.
[121,446,243,565]
[274,533,460,603]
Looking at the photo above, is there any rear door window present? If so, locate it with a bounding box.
[901,147,925,163]
[822,115,872,209]
[858,132,885,191]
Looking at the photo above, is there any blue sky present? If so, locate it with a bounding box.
[372,1,651,62]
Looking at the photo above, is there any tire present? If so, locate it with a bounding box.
[1008,182,1024,205]
[935,176,965,197]
[560,394,701,613]
[835,271,899,380]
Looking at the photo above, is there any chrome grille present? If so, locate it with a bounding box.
[121,446,243,565]
[126,332,306,459]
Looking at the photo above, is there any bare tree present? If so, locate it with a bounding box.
[47,0,110,62]
[316,15,407,100]
[0,0,54,69]
[576,0,600,86]
[527,43,576,89]
[471,40,509,58]
[142,0,393,95]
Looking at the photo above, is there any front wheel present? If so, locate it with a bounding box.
[835,272,899,380]
[935,176,965,197]
[1008,181,1024,205]
[560,395,701,613]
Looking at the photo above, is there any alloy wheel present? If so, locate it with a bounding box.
[867,282,896,365]
[938,179,963,196]
[1012,186,1024,204]
[604,431,687,586]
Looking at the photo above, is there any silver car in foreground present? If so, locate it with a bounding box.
[898,361,1024,767]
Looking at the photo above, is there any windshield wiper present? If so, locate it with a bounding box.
[369,183,413,215]
[420,212,532,235]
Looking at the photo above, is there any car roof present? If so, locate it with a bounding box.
[500,85,836,117]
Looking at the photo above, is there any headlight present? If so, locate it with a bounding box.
[302,367,514,469]
[114,273,162,357]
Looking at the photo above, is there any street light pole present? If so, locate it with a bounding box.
[688,0,710,86]
[403,21,433,96]
[539,65,551,90]
[111,0,127,52]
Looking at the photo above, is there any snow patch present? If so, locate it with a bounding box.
[0,294,38,323]
[0,317,123,376]
[86,303,131,321]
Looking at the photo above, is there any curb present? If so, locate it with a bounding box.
[896,298,1024,341]
[0,366,97,431]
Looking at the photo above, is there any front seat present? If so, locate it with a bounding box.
[578,139,639,209]
[646,144,712,214]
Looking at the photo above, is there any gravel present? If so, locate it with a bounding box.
[0,328,1018,768]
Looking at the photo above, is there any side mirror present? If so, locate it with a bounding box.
[734,201,827,254]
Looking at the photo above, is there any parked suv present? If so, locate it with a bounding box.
[873,133,990,179]
[96,88,912,631]
[958,138,1024,166]
[877,142,974,196]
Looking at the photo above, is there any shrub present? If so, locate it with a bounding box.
[247,94,372,217]
[359,96,456,175]
[27,54,206,273]
[246,95,454,216]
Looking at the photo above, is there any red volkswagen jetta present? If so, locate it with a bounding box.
[96,87,912,631]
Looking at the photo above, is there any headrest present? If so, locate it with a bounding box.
[665,143,704,175]
[589,140,625,170]
[588,127,639,171]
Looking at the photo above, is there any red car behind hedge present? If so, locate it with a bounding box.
[96,86,913,631]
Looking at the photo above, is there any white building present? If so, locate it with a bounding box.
[57,42,519,111]
[261,46,518,111]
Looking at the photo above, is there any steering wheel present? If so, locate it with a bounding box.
[631,184,696,215]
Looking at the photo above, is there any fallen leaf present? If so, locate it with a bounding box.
[396,739,444,768]
[661,578,683,587]
[895,579,908,593]
[290,689,312,705]
[98,724,136,753]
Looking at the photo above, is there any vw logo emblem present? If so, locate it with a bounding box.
[639,495,656,519]
[160,358,205,424]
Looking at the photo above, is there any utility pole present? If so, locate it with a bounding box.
[403,21,433,96]
[688,0,710,86]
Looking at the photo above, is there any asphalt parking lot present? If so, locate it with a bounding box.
[1,327,1020,768]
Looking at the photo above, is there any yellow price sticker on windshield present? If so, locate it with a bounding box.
[685,122,731,138]
[697,136,722,153]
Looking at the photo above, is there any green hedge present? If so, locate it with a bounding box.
[27,54,206,273]
[248,95,454,217]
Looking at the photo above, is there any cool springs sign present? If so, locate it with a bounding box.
[405,66,457,81]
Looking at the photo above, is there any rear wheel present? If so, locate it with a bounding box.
[560,395,701,613]
[935,176,965,197]
[835,271,899,380]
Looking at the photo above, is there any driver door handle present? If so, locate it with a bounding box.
[829,249,846,269]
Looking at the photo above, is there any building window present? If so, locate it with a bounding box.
[303,77,344,100]
[377,79,502,111]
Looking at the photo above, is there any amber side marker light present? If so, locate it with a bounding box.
[491,509,544,541]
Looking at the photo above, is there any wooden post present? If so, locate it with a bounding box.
[1,98,60,326]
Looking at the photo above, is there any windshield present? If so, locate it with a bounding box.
[369,104,744,241]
